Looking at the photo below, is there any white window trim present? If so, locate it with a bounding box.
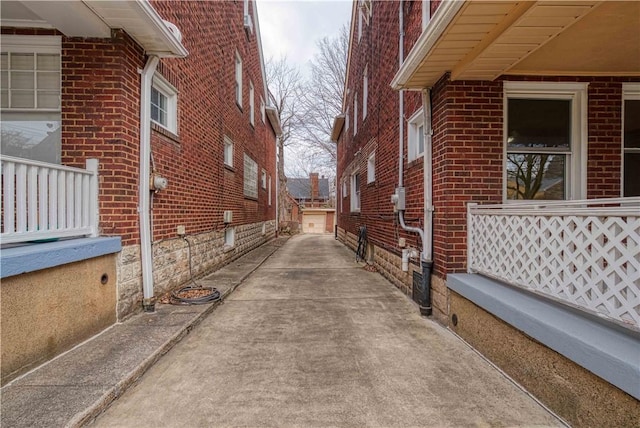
[358,8,363,42]
[350,171,360,212]
[407,108,425,162]
[422,0,431,30]
[261,168,267,189]
[363,65,368,120]
[1,35,62,112]
[503,81,588,202]
[151,74,178,134]
[235,51,243,108]
[249,80,255,126]
[224,135,234,167]
[367,152,375,184]
[354,93,358,136]
[260,96,266,123]
[622,83,640,197]
[268,175,272,205]
[345,107,350,131]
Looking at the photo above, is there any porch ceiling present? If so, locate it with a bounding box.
[0,0,187,57]
[392,0,640,90]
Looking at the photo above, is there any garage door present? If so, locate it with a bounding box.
[302,213,326,234]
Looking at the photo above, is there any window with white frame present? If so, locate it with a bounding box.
[151,74,178,133]
[623,83,640,197]
[363,65,368,120]
[224,227,235,248]
[244,153,258,199]
[367,152,375,183]
[422,0,431,30]
[345,107,350,131]
[354,93,358,136]
[260,96,265,123]
[407,108,425,162]
[350,172,360,211]
[342,178,348,198]
[261,169,267,189]
[268,175,272,205]
[504,81,587,201]
[224,135,234,167]
[235,51,242,107]
[249,80,255,125]
[1,35,62,164]
[358,8,363,42]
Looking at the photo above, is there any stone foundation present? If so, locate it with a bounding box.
[117,221,276,319]
[337,228,447,322]
[1,255,117,385]
[449,291,640,427]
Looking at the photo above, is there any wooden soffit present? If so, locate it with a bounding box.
[393,0,640,89]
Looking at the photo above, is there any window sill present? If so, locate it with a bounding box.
[224,164,235,173]
[151,122,180,143]
[223,244,235,253]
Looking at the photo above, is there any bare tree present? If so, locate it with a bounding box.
[298,24,348,167]
[265,56,303,228]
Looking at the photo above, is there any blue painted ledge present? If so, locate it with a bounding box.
[448,273,640,401]
[1,237,122,278]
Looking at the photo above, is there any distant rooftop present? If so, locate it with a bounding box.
[286,176,330,200]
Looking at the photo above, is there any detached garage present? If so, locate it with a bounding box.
[301,209,335,234]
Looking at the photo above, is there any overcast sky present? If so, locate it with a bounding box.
[256,0,352,76]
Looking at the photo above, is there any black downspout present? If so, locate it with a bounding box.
[420,260,433,316]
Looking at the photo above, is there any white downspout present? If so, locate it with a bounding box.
[397,0,426,259]
[422,89,433,262]
[139,55,159,312]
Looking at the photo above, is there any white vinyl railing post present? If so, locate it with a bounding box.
[467,202,476,273]
[86,159,99,237]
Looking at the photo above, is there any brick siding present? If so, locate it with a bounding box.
[336,1,637,300]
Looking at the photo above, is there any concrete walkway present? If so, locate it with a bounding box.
[92,234,563,427]
[1,238,286,428]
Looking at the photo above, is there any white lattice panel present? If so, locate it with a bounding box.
[468,199,640,329]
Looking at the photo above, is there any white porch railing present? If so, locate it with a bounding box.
[467,197,640,329]
[1,155,99,244]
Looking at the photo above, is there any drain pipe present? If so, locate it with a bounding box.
[420,88,434,316]
[397,1,432,315]
[139,55,159,312]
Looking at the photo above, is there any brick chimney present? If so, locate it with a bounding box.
[310,172,319,201]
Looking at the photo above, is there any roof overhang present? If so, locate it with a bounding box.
[266,106,283,137]
[330,114,345,142]
[392,0,640,90]
[0,0,187,57]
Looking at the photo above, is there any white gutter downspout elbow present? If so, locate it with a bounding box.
[139,55,160,312]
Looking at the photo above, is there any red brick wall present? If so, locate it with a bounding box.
[62,31,145,246]
[336,1,637,280]
[148,0,276,241]
[3,0,276,246]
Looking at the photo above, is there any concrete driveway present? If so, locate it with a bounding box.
[93,234,562,427]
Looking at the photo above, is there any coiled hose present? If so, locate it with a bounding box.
[170,237,221,305]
